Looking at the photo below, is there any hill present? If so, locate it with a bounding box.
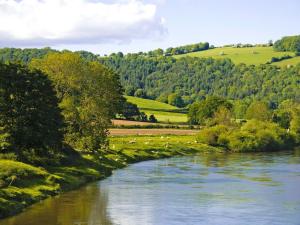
[173,46,298,66]
[125,96,187,123]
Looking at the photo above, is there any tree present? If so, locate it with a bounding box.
[233,100,249,119]
[134,89,147,98]
[188,96,232,125]
[121,102,141,120]
[213,106,233,126]
[168,93,184,107]
[156,93,169,103]
[149,115,158,123]
[0,62,63,160]
[30,52,125,152]
[124,86,135,96]
[245,101,272,121]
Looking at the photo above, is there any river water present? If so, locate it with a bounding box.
[1,150,300,225]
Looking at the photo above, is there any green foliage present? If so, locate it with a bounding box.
[120,102,141,120]
[0,127,10,151]
[196,125,229,146]
[30,52,125,152]
[0,47,57,63]
[156,93,169,103]
[230,120,293,151]
[168,93,184,107]
[245,101,272,121]
[134,88,147,98]
[274,35,300,53]
[233,100,249,119]
[149,115,158,123]
[101,55,300,108]
[0,62,63,161]
[188,96,233,125]
[197,120,295,152]
[213,106,233,126]
[165,42,210,56]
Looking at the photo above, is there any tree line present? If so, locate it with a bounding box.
[190,96,300,152]
[0,52,125,165]
[100,55,299,108]
[274,35,300,54]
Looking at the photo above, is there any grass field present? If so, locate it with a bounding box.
[273,56,300,67]
[125,96,177,110]
[125,96,188,123]
[109,128,198,136]
[174,46,296,66]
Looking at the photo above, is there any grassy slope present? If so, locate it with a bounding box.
[174,46,297,65]
[273,56,300,67]
[125,96,188,123]
[125,96,177,110]
[0,134,217,219]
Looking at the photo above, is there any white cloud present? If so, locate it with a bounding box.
[0,0,166,46]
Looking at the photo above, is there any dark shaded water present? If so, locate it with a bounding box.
[1,150,300,225]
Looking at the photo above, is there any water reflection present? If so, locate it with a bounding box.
[1,149,300,225]
[0,184,113,225]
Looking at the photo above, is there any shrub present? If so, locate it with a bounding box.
[224,120,294,152]
[197,125,229,146]
[149,115,158,123]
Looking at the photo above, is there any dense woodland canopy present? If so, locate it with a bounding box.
[100,55,300,107]
[0,44,299,110]
[274,35,300,54]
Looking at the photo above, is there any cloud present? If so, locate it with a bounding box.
[0,0,166,46]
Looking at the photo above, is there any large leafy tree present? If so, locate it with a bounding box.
[245,101,272,121]
[0,62,63,159]
[188,96,232,125]
[30,52,125,152]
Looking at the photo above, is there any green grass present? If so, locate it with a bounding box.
[174,46,296,66]
[273,56,300,67]
[109,135,220,161]
[125,96,188,123]
[125,96,178,110]
[142,109,187,123]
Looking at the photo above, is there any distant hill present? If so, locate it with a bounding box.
[174,46,299,66]
[1,35,299,108]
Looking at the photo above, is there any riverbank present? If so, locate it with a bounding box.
[0,134,219,219]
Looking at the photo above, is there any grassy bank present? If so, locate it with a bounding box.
[0,134,218,219]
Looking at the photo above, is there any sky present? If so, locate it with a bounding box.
[0,0,299,55]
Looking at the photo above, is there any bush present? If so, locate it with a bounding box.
[198,120,295,152]
[223,120,294,152]
[197,125,229,146]
[149,115,158,123]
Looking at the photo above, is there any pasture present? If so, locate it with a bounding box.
[174,46,296,65]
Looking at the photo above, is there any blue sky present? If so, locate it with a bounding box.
[0,0,299,54]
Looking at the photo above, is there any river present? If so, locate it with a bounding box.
[1,150,300,225]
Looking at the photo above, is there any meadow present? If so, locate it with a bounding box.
[174,46,298,66]
[125,96,188,123]
[273,56,300,67]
